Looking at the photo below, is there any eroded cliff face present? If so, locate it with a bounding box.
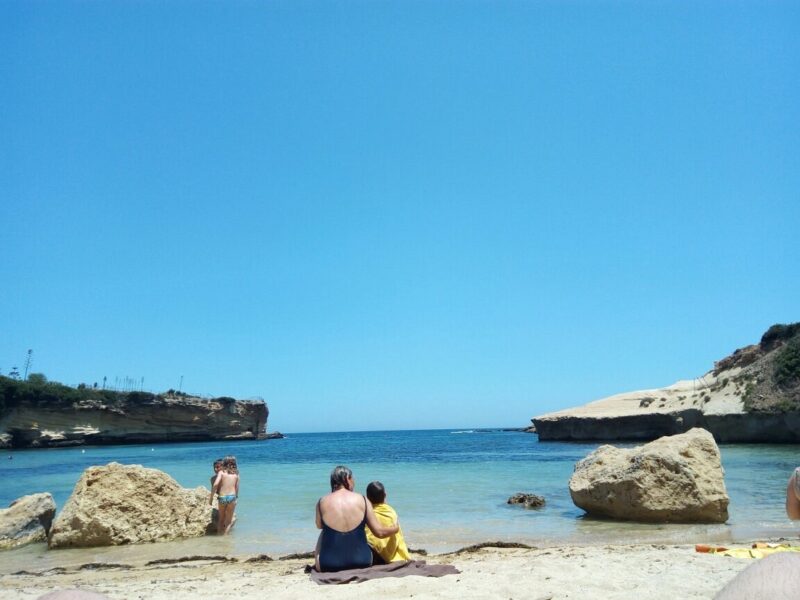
[0,385,268,448]
[532,323,800,442]
[534,409,800,442]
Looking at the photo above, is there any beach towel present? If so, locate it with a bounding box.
[365,502,410,563]
[696,543,800,559]
[308,559,460,584]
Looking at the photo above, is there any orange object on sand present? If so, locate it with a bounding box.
[695,544,729,553]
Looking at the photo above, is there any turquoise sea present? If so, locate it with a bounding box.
[2,429,798,573]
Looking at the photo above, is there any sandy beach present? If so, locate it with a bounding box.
[0,541,766,600]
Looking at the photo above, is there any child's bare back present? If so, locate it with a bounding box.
[214,471,238,496]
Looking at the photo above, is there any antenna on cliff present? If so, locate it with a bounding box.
[179,375,184,393]
[693,375,709,391]
[23,349,33,380]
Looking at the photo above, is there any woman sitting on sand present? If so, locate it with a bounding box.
[314,465,399,572]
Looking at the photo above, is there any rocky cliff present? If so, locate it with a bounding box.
[533,323,800,442]
[0,377,269,448]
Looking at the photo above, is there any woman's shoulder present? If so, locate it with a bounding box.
[319,490,364,506]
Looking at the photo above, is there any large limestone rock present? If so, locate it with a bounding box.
[49,462,212,548]
[0,493,56,550]
[569,428,729,523]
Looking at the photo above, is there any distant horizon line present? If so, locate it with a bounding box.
[269,426,529,435]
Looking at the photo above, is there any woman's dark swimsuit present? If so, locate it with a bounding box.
[318,496,373,572]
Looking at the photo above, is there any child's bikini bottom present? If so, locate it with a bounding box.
[218,494,237,505]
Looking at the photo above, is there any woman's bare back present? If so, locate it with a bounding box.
[318,490,367,532]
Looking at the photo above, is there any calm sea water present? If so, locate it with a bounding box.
[2,430,798,572]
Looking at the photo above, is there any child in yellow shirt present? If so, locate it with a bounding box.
[365,481,410,563]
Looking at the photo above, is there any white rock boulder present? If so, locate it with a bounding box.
[569,428,729,523]
[0,493,56,550]
[49,462,212,548]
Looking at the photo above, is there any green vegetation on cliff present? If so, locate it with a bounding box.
[760,323,800,350]
[0,375,237,419]
[0,375,151,418]
[774,337,800,388]
[739,322,800,413]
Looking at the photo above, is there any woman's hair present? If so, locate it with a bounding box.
[222,455,238,474]
[330,465,353,492]
[366,481,386,504]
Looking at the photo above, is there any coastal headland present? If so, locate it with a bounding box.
[533,323,800,442]
[0,376,269,449]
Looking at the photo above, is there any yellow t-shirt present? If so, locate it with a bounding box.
[365,503,410,563]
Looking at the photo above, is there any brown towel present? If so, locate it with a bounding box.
[308,559,460,584]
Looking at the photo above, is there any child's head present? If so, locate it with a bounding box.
[222,456,238,474]
[213,458,224,472]
[366,481,386,504]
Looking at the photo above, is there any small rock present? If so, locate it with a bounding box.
[0,493,56,550]
[507,493,546,509]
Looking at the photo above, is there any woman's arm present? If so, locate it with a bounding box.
[315,499,323,529]
[235,474,240,497]
[365,498,399,538]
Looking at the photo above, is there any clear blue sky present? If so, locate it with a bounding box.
[2,1,798,433]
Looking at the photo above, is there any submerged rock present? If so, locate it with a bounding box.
[49,462,212,548]
[0,493,56,550]
[507,493,546,509]
[569,428,729,523]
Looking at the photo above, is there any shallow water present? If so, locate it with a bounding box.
[2,429,798,573]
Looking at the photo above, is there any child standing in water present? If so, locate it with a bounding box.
[365,481,410,563]
[212,456,239,535]
[208,458,224,506]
